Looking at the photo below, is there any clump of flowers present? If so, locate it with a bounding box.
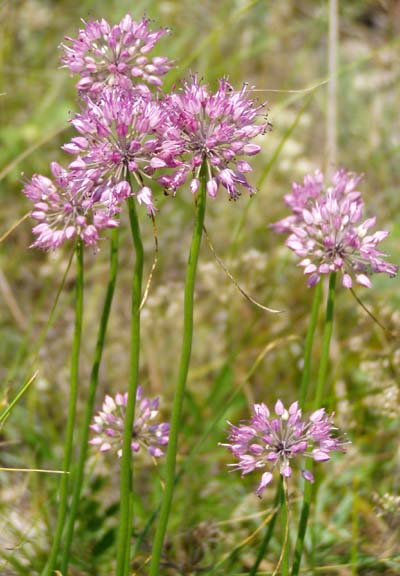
[271,170,325,233]
[159,77,269,199]
[61,14,173,94]
[220,400,347,497]
[89,387,169,458]
[272,169,397,288]
[22,161,118,250]
[64,87,174,214]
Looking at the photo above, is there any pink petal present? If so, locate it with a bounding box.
[355,274,372,288]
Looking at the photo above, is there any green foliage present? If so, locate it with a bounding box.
[0,0,399,574]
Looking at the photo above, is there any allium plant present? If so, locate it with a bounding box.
[221,400,347,497]
[149,76,270,576]
[159,77,269,199]
[64,86,174,215]
[272,169,397,288]
[22,161,118,250]
[90,388,169,459]
[61,14,173,94]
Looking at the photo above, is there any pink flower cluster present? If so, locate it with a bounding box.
[63,87,171,215]
[89,388,169,459]
[61,14,173,94]
[221,400,347,497]
[272,169,397,288]
[23,15,267,250]
[22,162,118,249]
[159,77,269,200]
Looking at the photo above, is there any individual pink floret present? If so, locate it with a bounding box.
[220,399,347,497]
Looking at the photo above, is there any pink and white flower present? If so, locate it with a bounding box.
[89,387,169,459]
[272,169,397,288]
[23,162,118,250]
[159,77,269,200]
[220,399,347,497]
[61,14,173,94]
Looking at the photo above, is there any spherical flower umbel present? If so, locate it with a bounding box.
[22,161,118,250]
[89,387,169,458]
[272,169,397,288]
[64,87,173,214]
[272,169,365,234]
[61,14,173,94]
[159,77,269,200]
[220,400,347,497]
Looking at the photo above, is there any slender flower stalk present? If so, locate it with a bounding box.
[149,164,207,576]
[314,272,336,407]
[291,272,337,576]
[279,480,290,576]
[291,476,313,576]
[148,78,267,575]
[299,281,323,409]
[60,226,120,574]
[115,196,144,576]
[293,8,339,570]
[248,480,282,576]
[42,241,84,576]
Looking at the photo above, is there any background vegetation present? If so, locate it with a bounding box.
[0,0,399,574]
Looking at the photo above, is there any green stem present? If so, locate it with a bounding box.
[60,227,120,574]
[149,167,207,576]
[291,477,313,576]
[281,480,290,576]
[299,282,323,409]
[249,481,282,576]
[291,273,336,576]
[42,241,84,576]
[115,197,144,576]
[314,272,336,408]
[124,492,135,576]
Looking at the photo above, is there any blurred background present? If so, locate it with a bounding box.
[0,0,399,574]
